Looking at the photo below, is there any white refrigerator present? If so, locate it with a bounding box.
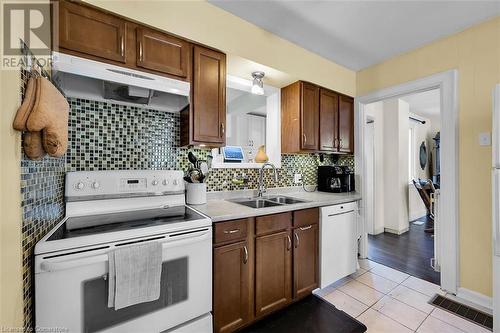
[492,84,500,332]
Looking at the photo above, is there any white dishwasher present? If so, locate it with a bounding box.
[319,201,358,288]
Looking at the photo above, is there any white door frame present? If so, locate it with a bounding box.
[355,69,459,294]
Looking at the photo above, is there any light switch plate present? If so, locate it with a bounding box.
[479,132,491,146]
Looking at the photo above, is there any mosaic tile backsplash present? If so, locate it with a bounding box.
[19,45,66,329]
[66,97,354,191]
[19,53,353,329]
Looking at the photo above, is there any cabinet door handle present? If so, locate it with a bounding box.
[120,35,125,57]
[286,235,292,251]
[243,245,248,264]
[299,225,313,231]
[303,133,307,144]
[220,123,225,137]
[139,41,144,62]
[224,229,239,234]
[294,232,299,248]
[339,138,343,149]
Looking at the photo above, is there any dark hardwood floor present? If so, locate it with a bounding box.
[368,215,440,285]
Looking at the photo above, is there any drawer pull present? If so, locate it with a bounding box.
[299,225,312,231]
[243,245,248,264]
[223,229,240,234]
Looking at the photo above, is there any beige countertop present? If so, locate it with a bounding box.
[189,188,361,222]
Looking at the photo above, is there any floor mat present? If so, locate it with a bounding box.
[240,295,367,333]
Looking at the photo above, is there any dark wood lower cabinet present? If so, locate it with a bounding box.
[213,241,252,333]
[293,224,319,299]
[255,231,292,317]
[213,209,319,333]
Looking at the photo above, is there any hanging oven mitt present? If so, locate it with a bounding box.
[23,132,45,160]
[26,77,69,158]
[12,77,46,160]
[13,76,38,131]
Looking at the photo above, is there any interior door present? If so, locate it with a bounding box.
[255,231,292,317]
[319,89,338,151]
[192,46,226,144]
[338,95,354,153]
[300,82,319,151]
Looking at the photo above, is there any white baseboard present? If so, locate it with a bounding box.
[409,210,428,221]
[454,287,493,314]
[384,227,409,235]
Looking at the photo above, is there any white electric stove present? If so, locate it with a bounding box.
[34,170,213,333]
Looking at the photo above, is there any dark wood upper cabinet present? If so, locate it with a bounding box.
[59,1,127,63]
[338,95,355,153]
[319,88,339,151]
[255,231,292,318]
[293,224,319,299]
[281,81,319,153]
[300,82,320,151]
[57,2,228,147]
[213,241,252,333]
[282,80,354,154]
[183,45,226,146]
[136,27,190,78]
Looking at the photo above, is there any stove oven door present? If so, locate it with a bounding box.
[35,227,212,333]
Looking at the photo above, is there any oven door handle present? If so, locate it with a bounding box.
[41,254,109,272]
[40,229,212,272]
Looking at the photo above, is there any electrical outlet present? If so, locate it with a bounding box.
[294,174,302,184]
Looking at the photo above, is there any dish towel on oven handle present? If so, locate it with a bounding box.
[107,241,162,310]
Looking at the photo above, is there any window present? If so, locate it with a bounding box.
[409,127,415,181]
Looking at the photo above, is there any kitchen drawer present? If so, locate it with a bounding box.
[293,208,319,228]
[255,212,292,236]
[320,201,357,217]
[214,219,248,245]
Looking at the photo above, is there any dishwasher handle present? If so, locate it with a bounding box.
[327,209,355,217]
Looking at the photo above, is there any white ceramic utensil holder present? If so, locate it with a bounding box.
[186,183,207,205]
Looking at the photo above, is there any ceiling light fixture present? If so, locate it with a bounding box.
[251,71,265,95]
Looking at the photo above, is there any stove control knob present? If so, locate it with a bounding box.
[76,182,85,190]
[91,181,100,189]
[162,179,169,186]
[173,179,179,186]
[152,180,159,186]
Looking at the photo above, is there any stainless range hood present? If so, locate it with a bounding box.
[52,52,190,112]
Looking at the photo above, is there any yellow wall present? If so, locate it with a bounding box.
[85,0,356,94]
[358,17,500,297]
[0,34,24,333]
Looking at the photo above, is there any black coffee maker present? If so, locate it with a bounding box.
[317,165,355,193]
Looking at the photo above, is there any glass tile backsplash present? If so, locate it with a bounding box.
[19,50,353,329]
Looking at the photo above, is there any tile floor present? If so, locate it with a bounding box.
[315,259,491,333]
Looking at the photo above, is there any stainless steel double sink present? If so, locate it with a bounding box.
[229,195,307,209]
